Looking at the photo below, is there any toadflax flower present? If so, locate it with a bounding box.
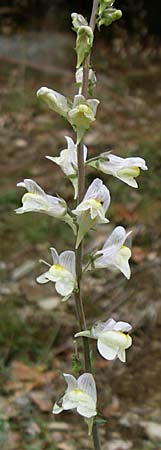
[88,153,148,188]
[91,226,131,279]
[36,247,76,300]
[72,178,111,248]
[46,136,87,199]
[68,94,99,144]
[75,318,132,362]
[36,87,71,119]
[15,179,76,234]
[53,372,97,419]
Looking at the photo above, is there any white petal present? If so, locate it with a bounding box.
[87,99,99,116]
[15,207,25,214]
[59,251,76,277]
[101,318,117,332]
[103,226,127,251]
[84,178,103,200]
[83,144,88,162]
[46,194,67,216]
[116,174,138,188]
[17,179,46,196]
[21,193,48,212]
[99,331,132,349]
[77,401,96,418]
[117,349,126,362]
[97,339,118,360]
[75,330,91,338]
[113,321,132,332]
[62,393,78,410]
[115,246,131,279]
[84,178,104,200]
[121,156,148,170]
[78,373,97,403]
[55,275,74,296]
[72,94,84,108]
[50,247,59,264]
[36,271,49,284]
[52,402,63,414]
[63,373,77,392]
[91,320,113,337]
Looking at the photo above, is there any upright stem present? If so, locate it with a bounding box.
[74,1,101,449]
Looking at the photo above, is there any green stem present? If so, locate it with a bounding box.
[74,1,101,449]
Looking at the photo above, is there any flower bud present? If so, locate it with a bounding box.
[98,8,122,29]
[99,0,115,16]
[71,12,88,31]
[76,25,94,68]
[37,87,70,118]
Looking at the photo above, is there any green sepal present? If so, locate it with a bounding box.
[85,417,94,436]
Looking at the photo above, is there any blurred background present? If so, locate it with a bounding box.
[0,1,161,450]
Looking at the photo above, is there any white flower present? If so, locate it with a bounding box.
[36,247,76,300]
[15,179,76,234]
[53,373,97,419]
[36,87,70,118]
[72,178,111,248]
[75,318,132,363]
[46,136,87,199]
[93,226,131,279]
[90,153,148,188]
[68,94,99,143]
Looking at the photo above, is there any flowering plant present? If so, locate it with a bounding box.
[16,1,147,448]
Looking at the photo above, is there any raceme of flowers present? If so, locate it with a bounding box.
[15,178,76,234]
[53,372,97,419]
[15,5,148,428]
[72,178,111,248]
[37,247,76,300]
[75,318,132,362]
